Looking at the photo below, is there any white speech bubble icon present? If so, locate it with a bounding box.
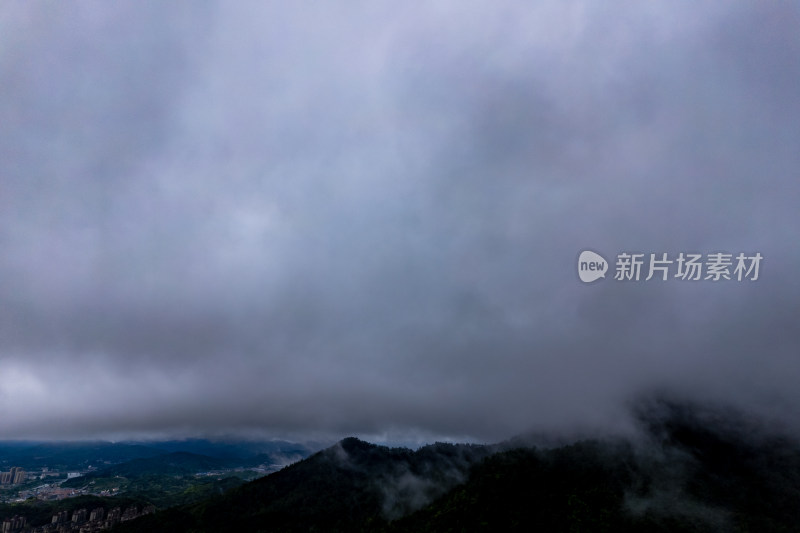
[578,250,608,283]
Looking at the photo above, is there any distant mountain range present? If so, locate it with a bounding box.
[0,439,315,471]
[0,442,165,470]
[143,439,313,463]
[62,452,233,481]
[115,399,800,532]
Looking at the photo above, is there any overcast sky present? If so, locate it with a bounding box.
[1,1,799,443]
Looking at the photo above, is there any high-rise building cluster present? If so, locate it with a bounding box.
[2,505,154,533]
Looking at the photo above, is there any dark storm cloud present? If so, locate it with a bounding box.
[0,1,798,441]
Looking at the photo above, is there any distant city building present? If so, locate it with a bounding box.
[9,503,156,533]
[103,507,122,529]
[52,510,69,524]
[71,509,87,524]
[120,506,139,522]
[0,468,25,485]
[1,515,26,533]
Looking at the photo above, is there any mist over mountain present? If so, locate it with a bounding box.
[111,399,800,532]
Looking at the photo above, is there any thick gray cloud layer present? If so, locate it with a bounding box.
[1,1,798,441]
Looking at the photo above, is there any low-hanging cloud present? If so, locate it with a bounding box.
[1,1,799,442]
